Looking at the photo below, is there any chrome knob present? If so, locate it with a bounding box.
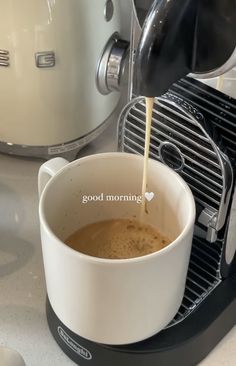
[96,34,129,95]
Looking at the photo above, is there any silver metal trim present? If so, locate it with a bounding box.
[198,208,218,242]
[0,50,9,54]
[0,49,10,66]
[0,109,116,161]
[96,33,119,95]
[225,183,236,264]
[35,51,55,68]
[106,39,129,92]
[96,33,129,95]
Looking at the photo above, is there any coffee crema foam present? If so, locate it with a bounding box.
[65,218,171,259]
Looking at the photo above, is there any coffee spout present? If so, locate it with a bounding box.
[134,0,195,97]
[134,0,236,97]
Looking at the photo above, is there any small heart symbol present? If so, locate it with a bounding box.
[145,192,154,202]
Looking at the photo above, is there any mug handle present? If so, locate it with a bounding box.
[38,157,69,198]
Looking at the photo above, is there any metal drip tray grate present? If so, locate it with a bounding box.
[168,236,222,327]
[118,92,233,245]
[119,95,228,209]
[170,77,236,162]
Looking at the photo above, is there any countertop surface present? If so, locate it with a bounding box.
[1,119,236,366]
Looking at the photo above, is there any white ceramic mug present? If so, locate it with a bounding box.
[38,152,195,345]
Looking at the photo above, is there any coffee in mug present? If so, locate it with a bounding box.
[65,218,171,259]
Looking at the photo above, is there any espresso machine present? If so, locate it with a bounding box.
[46,1,236,365]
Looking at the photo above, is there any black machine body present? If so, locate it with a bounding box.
[133,0,236,97]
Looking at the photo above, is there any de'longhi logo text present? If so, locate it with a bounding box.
[58,326,92,360]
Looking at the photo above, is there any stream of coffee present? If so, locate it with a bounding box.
[216,75,224,91]
[140,97,155,221]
